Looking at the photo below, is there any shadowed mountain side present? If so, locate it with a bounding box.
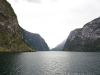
[63,28,82,50]
[51,40,66,51]
[0,0,35,52]
[63,17,100,52]
[21,28,50,51]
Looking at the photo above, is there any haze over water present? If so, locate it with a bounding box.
[0,51,100,75]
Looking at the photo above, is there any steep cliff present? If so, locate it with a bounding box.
[63,17,100,52]
[0,0,35,52]
[21,28,50,51]
[51,40,66,51]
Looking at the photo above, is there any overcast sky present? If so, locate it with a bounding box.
[7,0,100,49]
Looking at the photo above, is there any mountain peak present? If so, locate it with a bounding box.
[0,0,35,52]
[63,17,100,52]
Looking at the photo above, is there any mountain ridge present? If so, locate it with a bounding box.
[21,28,50,51]
[63,17,100,52]
[0,0,35,52]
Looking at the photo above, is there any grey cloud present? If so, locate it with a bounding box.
[13,0,18,3]
[13,0,41,3]
[26,0,41,3]
[51,0,59,2]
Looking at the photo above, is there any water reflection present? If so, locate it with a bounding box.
[0,52,100,75]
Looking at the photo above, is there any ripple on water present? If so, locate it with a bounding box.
[0,52,100,75]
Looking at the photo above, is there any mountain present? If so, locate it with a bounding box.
[0,0,35,52]
[51,40,66,51]
[21,28,50,51]
[63,17,100,52]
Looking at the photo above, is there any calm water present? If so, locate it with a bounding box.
[0,51,100,75]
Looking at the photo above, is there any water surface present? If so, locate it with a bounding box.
[0,51,100,75]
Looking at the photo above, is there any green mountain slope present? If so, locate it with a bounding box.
[0,0,35,52]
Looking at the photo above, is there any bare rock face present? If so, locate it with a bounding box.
[63,17,100,52]
[65,29,81,44]
[0,0,35,52]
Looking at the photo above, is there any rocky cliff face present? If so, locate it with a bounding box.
[63,17,100,52]
[51,40,66,51]
[64,28,82,47]
[21,28,50,51]
[0,0,35,52]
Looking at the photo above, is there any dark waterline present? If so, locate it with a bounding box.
[0,51,100,75]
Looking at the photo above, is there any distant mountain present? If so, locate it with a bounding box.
[21,28,50,51]
[0,0,35,52]
[63,17,100,52]
[51,40,66,51]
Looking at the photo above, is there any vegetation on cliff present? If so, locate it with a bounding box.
[0,0,35,52]
[21,28,50,51]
